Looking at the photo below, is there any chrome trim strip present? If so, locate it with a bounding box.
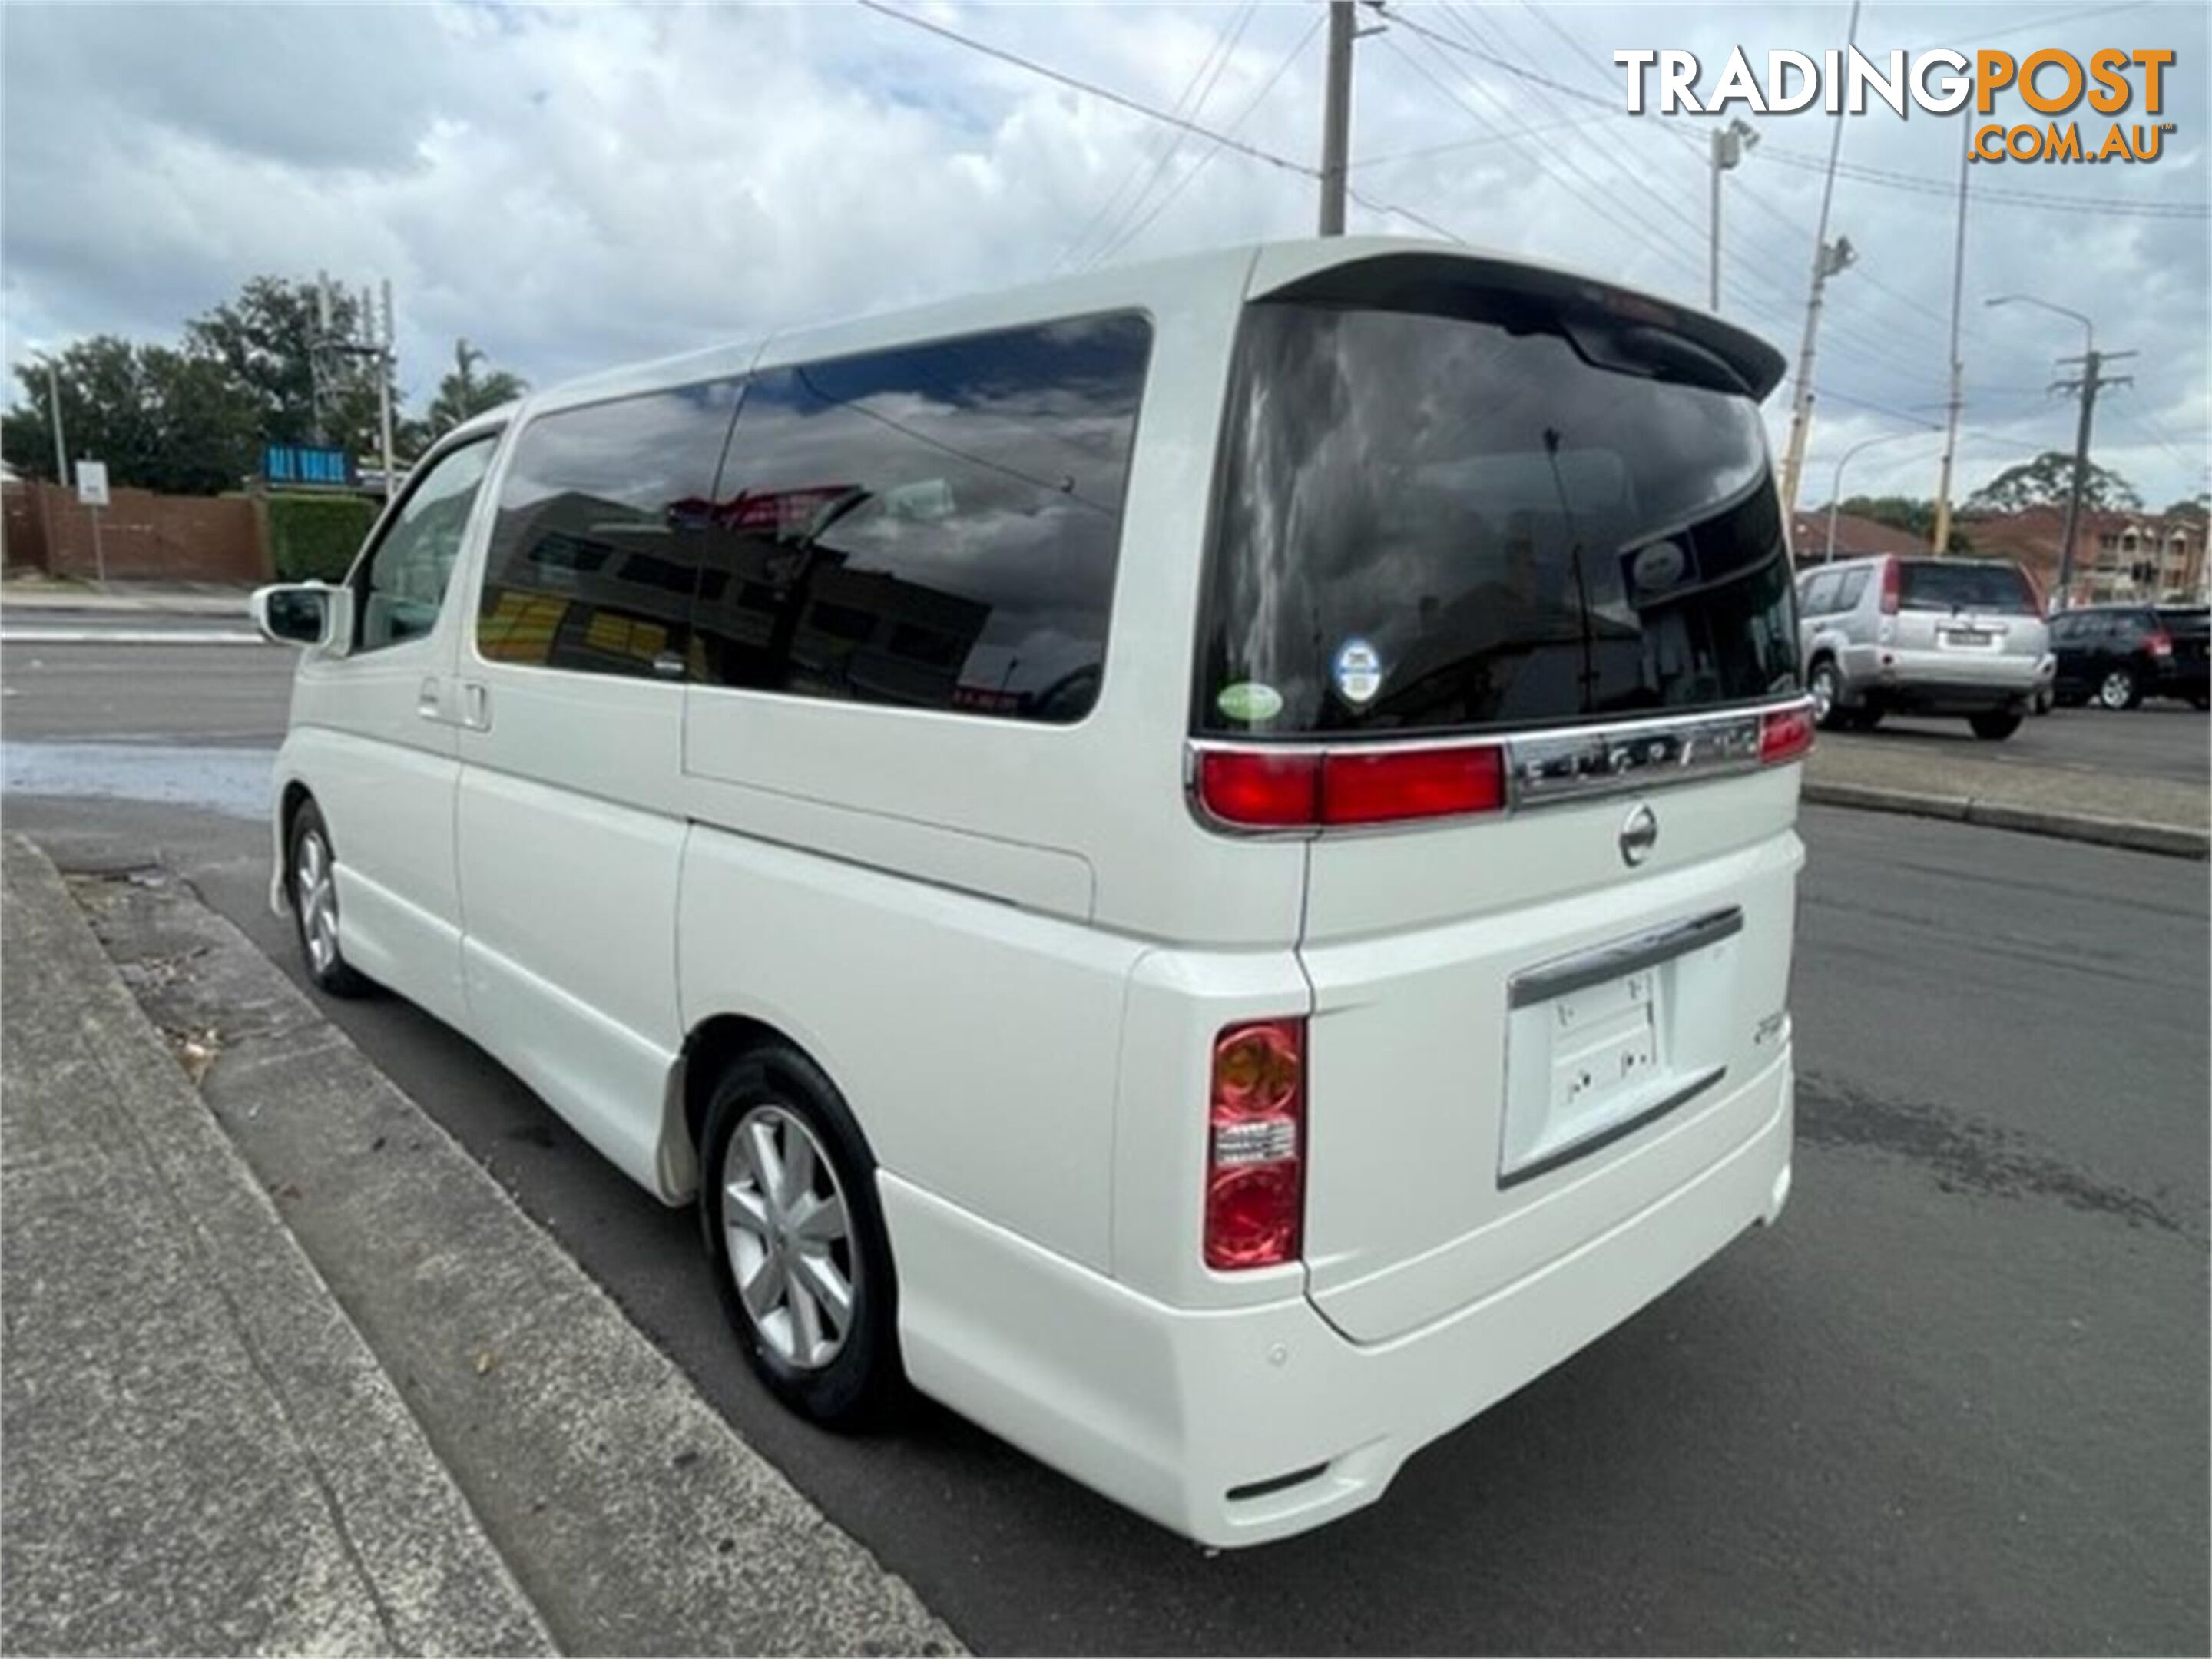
[1498,1065,1729,1190]
[1507,906,1744,1008]
[1183,697,1810,838]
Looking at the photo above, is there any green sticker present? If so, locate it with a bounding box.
[1215,680,1285,724]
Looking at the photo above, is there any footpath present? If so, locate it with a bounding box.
[1805,733,2208,859]
[1,835,959,1657]
[1,575,256,617]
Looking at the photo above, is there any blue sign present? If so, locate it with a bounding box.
[263,443,356,487]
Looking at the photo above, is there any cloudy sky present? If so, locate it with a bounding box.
[3,1,2205,507]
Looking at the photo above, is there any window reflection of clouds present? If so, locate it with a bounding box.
[1204,303,1794,736]
[697,315,1149,720]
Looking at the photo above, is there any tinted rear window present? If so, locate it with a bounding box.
[691,314,1151,724]
[1897,561,2039,615]
[1197,302,1796,737]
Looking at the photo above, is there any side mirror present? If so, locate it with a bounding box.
[250,582,351,651]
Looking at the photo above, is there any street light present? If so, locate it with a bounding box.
[1985,292,2101,604]
[29,351,65,485]
[1707,117,1760,314]
[1985,292,2094,356]
[1823,430,1936,560]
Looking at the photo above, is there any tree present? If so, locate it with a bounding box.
[184,275,396,461]
[1964,451,2141,516]
[424,339,527,438]
[1,336,259,495]
[2161,494,2209,523]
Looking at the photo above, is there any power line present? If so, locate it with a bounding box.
[855,0,1456,246]
[1759,145,2208,219]
[1089,12,1325,267]
[1064,2,1257,271]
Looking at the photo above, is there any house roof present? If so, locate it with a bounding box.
[1791,510,1926,561]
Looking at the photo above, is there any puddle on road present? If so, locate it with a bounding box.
[2,742,274,820]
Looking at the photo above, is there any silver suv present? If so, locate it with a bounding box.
[1797,555,2053,741]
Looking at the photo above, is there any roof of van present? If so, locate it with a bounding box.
[518,234,1786,418]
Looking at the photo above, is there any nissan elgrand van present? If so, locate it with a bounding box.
[253,237,1810,1547]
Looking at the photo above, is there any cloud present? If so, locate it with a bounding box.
[2,1,2204,504]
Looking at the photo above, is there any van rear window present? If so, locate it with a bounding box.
[1196,302,1798,737]
[1898,561,2040,615]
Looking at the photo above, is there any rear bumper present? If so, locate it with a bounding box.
[882,1048,1793,1548]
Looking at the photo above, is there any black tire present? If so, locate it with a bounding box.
[2191,694,2209,712]
[1969,711,2022,741]
[1808,660,1846,731]
[285,800,370,997]
[2097,667,2144,711]
[700,1043,902,1426]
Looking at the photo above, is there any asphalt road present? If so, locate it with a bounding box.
[6,633,2207,1655]
[1851,703,2209,786]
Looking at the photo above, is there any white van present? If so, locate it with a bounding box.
[254,237,1810,1548]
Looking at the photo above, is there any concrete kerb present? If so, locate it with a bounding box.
[1,835,557,1657]
[1803,781,2210,859]
[55,848,964,1657]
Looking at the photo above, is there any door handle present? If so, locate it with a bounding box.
[417,676,442,721]
[464,682,490,730]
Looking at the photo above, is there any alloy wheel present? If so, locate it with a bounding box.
[2099,670,2136,710]
[294,830,340,976]
[720,1104,857,1371]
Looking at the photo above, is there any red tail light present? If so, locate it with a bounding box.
[1879,557,1901,615]
[1204,1018,1305,1270]
[1760,704,1815,764]
[1197,745,1505,829]
[1194,750,1318,827]
[2146,629,2174,658]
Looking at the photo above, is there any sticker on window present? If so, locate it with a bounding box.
[1332,638,1383,707]
[1215,680,1285,724]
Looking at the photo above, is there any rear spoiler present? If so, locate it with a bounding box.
[1246,244,1788,403]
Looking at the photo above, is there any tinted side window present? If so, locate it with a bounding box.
[478,381,742,677]
[356,437,496,652]
[691,314,1152,724]
[1835,568,1870,611]
[1802,571,1842,614]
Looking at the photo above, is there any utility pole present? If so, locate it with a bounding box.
[376,278,397,499]
[1318,1,1355,235]
[2051,347,2136,604]
[1707,118,1758,313]
[1777,0,1862,516]
[41,356,66,483]
[1929,118,1972,555]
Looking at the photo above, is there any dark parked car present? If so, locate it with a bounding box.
[2049,604,2211,710]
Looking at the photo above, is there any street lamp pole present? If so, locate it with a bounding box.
[1707,118,1758,313]
[37,354,67,484]
[1825,430,1932,560]
[1985,293,2105,604]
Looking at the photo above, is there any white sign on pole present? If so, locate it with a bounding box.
[74,459,110,508]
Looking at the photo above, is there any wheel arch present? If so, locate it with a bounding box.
[662,1012,842,1205]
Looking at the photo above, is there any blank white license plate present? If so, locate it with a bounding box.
[1942,628,1995,647]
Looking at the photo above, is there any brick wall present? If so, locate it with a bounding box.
[3,481,268,584]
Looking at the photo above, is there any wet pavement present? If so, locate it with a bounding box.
[2,741,273,820]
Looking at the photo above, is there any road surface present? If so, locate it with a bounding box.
[5,628,2206,1654]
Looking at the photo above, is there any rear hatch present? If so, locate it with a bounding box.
[1892,560,2047,675]
[1197,253,1805,1343]
[2155,607,2210,683]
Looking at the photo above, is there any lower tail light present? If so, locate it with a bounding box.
[1196,745,1505,829]
[2147,629,2174,657]
[1760,704,1816,764]
[1204,1018,1306,1270]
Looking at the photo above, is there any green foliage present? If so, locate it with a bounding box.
[3,275,530,498]
[266,492,378,582]
[426,338,528,439]
[1965,451,2141,515]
